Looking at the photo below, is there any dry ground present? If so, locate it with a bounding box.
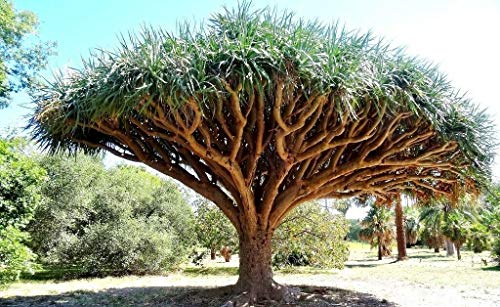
[1,243,499,306]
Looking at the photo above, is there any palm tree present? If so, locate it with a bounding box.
[359,205,394,260]
[404,208,420,247]
[419,204,445,252]
[442,209,472,260]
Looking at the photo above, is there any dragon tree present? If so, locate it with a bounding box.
[30,4,494,302]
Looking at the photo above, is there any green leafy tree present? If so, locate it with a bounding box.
[272,202,349,269]
[28,153,104,257]
[0,138,46,229]
[30,3,495,301]
[359,205,394,260]
[29,159,195,276]
[0,0,55,107]
[0,226,39,283]
[0,138,44,283]
[484,184,500,264]
[194,198,237,260]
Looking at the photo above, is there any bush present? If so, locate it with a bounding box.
[0,226,39,283]
[347,219,361,241]
[272,202,349,269]
[466,223,491,253]
[59,219,178,275]
[29,157,195,276]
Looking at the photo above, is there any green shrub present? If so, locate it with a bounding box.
[466,223,491,253]
[272,202,349,269]
[29,157,195,276]
[58,219,178,275]
[0,226,39,283]
[347,219,361,241]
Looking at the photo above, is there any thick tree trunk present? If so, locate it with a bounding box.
[445,240,455,257]
[394,200,408,260]
[210,247,216,260]
[234,227,295,302]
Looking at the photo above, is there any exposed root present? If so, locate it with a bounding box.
[223,282,301,306]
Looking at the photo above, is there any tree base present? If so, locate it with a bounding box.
[225,281,300,305]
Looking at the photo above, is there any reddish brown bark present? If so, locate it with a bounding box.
[234,227,294,301]
[395,199,408,260]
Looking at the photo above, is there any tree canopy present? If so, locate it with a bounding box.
[29,2,496,301]
[0,138,46,229]
[0,0,54,107]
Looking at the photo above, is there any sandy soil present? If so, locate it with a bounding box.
[1,247,499,306]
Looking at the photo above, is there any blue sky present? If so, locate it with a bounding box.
[1,0,499,215]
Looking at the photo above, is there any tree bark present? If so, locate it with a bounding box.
[395,200,408,260]
[210,247,216,260]
[234,227,294,302]
[377,235,383,260]
[446,240,455,257]
[455,244,461,260]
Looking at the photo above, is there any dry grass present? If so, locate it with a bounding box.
[1,243,499,306]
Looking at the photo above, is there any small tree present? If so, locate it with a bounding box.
[404,207,420,247]
[193,198,237,260]
[30,3,495,301]
[442,209,470,260]
[419,204,445,252]
[272,202,349,269]
[359,205,394,260]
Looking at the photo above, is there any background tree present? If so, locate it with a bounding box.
[0,0,55,107]
[485,184,500,264]
[419,204,445,252]
[29,159,195,276]
[193,198,237,260]
[404,207,420,247]
[272,202,349,269]
[28,152,104,257]
[30,3,495,301]
[0,138,45,229]
[0,138,45,282]
[359,204,394,260]
[441,209,470,260]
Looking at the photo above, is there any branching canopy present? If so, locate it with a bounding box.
[30,3,495,234]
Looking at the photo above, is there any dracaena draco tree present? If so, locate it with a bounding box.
[29,3,495,302]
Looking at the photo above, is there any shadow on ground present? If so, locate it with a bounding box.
[1,285,397,307]
[345,259,398,268]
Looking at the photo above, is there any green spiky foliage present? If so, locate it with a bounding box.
[29,2,496,301]
[359,204,394,260]
[403,207,420,246]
